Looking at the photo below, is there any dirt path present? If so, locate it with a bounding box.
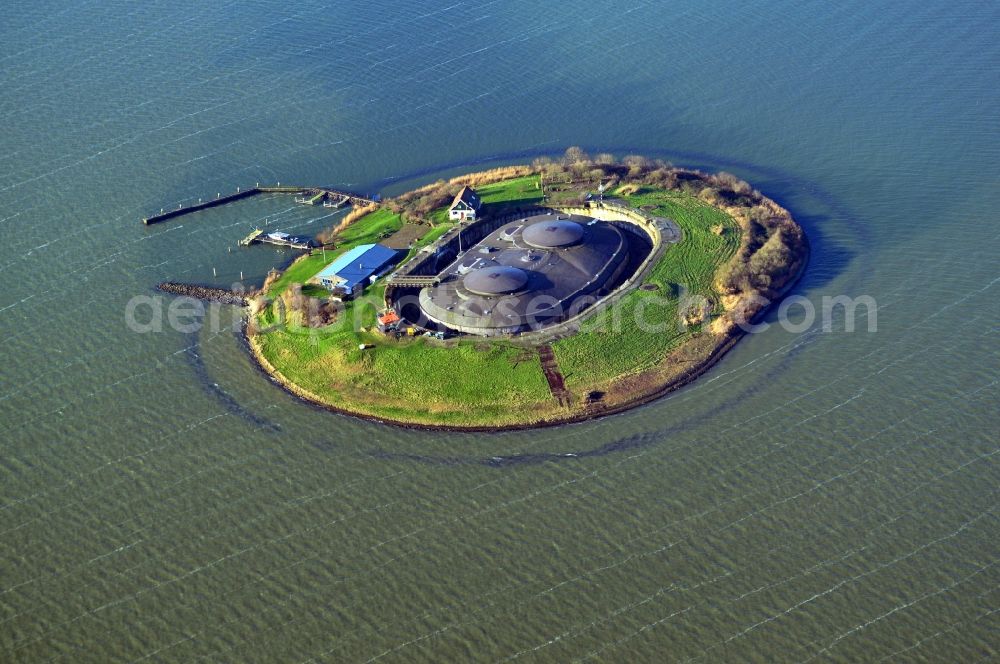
[382,223,428,249]
[537,344,570,408]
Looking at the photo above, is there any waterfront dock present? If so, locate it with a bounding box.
[142,185,377,225]
[299,188,374,208]
[257,186,307,194]
[238,228,264,246]
[296,190,327,205]
[323,195,350,208]
[240,230,315,250]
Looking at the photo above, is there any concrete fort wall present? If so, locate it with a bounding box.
[505,202,677,343]
[397,201,664,276]
[391,201,678,340]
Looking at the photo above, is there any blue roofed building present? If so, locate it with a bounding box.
[312,243,400,297]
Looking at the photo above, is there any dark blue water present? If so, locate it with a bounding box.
[1,1,997,661]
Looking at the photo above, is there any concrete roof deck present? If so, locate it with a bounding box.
[418,213,632,335]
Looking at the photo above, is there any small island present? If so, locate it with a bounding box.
[245,149,808,429]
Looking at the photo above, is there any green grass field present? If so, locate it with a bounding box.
[476,175,543,207]
[255,301,552,425]
[553,188,740,391]
[253,178,741,427]
[406,219,451,254]
[336,208,401,245]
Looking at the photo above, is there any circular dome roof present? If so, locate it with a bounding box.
[523,220,584,249]
[463,266,529,296]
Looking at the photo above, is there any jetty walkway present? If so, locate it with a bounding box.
[142,185,377,225]
[242,230,314,250]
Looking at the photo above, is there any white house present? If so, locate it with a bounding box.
[448,186,482,221]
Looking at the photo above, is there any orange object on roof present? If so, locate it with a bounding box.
[377,310,400,326]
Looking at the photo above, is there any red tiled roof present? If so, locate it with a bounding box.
[377,310,400,325]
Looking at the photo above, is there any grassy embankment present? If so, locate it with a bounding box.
[553,188,739,398]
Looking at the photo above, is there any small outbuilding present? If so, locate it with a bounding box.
[448,186,482,222]
[313,243,399,298]
[376,309,400,332]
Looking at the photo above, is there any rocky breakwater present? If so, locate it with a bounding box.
[157,282,256,306]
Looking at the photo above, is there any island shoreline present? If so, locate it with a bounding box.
[239,235,809,433]
[165,156,815,432]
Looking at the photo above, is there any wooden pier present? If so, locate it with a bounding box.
[142,185,377,225]
[295,190,327,205]
[257,186,308,194]
[257,234,313,250]
[298,188,373,208]
[318,188,376,207]
[239,229,314,250]
[323,195,350,208]
[238,229,264,246]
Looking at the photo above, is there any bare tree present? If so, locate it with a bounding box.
[563,146,590,166]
